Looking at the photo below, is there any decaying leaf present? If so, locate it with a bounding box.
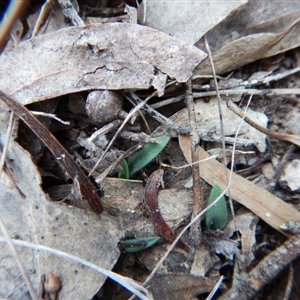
[139,0,247,44]
[178,135,300,236]
[191,244,220,277]
[0,112,123,299]
[0,23,206,105]
[224,211,259,269]
[148,274,220,300]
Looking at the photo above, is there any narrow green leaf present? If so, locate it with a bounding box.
[127,136,170,176]
[118,159,129,179]
[119,236,160,253]
[205,183,228,230]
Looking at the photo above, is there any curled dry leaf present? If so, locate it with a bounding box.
[195,7,300,75]
[0,112,122,299]
[0,23,206,105]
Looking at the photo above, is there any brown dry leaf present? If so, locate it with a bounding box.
[195,3,300,75]
[148,274,219,300]
[196,14,300,75]
[178,135,300,236]
[0,112,123,299]
[0,23,206,105]
[138,0,247,44]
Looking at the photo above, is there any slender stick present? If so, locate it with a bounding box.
[227,100,300,147]
[185,79,202,245]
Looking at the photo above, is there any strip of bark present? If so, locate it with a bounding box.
[145,169,189,252]
[0,90,103,214]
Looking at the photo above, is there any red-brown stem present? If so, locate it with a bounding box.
[145,169,189,252]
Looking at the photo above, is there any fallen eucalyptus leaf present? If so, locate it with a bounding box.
[139,0,247,44]
[0,112,123,299]
[179,135,300,236]
[0,23,206,105]
[195,6,300,75]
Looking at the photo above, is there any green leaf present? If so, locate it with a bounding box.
[119,236,160,253]
[118,159,129,179]
[127,136,170,176]
[205,183,228,230]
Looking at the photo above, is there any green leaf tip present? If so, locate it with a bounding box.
[205,183,228,230]
[127,136,170,176]
[118,159,129,179]
[119,236,160,253]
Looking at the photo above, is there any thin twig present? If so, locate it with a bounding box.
[160,155,218,170]
[95,144,142,183]
[206,275,224,300]
[88,94,155,177]
[185,79,202,245]
[204,36,236,230]
[0,112,14,174]
[219,235,300,300]
[31,111,70,125]
[0,218,38,299]
[0,0,24,49]
[193,88,300,98]
[0,111,38,299]
[0,237,153,300]
[128,92,190,134]
[227,100,300,147]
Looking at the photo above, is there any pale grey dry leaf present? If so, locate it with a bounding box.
[0,112,123,299]
[195,4,300,75]
[0,23,206,106]
[139,0,247,44]
[224,211,258,269]
[191,244,220,277]
[101,178,193,238]
[154,98,268,152]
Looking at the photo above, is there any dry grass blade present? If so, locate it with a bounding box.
[179,135,300,236]
[0,238,153,300]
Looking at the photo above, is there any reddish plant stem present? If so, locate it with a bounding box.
[145,169,189,252]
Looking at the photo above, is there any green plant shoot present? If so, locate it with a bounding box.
[119,236,160,253]
[127,136,170,176]
[118,159,129,179]
[205,183,228,230]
